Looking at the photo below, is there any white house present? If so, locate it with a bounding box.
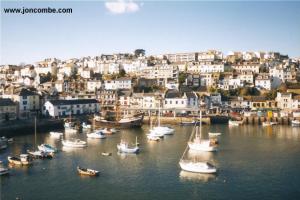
[276,92,293,111]
[255,73,272,90]
[231,63,260,73]
[104,78,132,90]
[43,99,99,117]
[87,80,102,92]
[164,90,198,110]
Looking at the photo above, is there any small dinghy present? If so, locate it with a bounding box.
[8,154,32,165]
[77,166,99,176]
[101,152,112,156]
[38,144,57,153]
[82,122,92,129]
[0,167,9,176]
[208,132,222,137]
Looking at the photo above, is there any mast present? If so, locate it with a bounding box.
[199,108,202,140]
[158,99,161,127]
[34,117,37,150]
[135,136,138,147]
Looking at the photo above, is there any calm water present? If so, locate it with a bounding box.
[1,124,300,200]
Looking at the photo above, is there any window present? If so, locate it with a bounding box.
[176,101,178,104]
[165,100,167,104]
[77,105,80,108]
[23,106,26,110]
[23,101,27,105]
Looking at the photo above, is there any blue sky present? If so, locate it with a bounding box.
[1,1,300,65]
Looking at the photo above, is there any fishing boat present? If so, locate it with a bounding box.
[62,139,87,148]
[38,144,57,153]
[94,112,144,128]
[291,120,300,127]
[228,120,243,126]
[101,152,112,156]
[0,167,9,176]
[77,166,99,176]
[208,132,222,137]
[8,154,32,165]
[50,131,63,137]
[87,130,106,139]
[188,111,217,152]
[117,137,139,153]
[82,122,92,129]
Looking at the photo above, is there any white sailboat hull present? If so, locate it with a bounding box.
[62,140,87,148]
[291,120,300,127]
[179,161,217,174]
[117,145,139,153]
[87,131,106,139]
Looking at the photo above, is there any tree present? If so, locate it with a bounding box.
[264,89,277,100]
[118,69,126,78]
[134,49,145,57]
[178,72,187,85]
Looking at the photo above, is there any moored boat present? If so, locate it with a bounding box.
[62,139,87,148]
[101,152,112,156]
[147,134,160,141]
[50,131,63,137]
[27,150,53,159]
[0,167,9,176]
[8,154,32,165]
[180,121,200,126]
[208,132,222,137]
[228,120,243,126]
[179,160,217,174]
[38,144,57,153]
[117,137,139,153]
[82,122,92,129]
[291,120,300,127]
[94,113,144,128]
[87,130,106,139]
[77,166,99,176]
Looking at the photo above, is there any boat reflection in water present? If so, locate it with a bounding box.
[179,170,216,183]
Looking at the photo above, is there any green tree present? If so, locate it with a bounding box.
[118,69,126,78]
[178,72,187,85]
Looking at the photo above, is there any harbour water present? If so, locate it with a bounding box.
[1,124,300,200]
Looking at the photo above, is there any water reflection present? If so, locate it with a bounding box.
[179,170,216,183]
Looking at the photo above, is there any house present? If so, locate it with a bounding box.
[104,77,132,90]
[231,63,260,73]
[164,90,199,111]
[130,92,163,109]
[255,73,272,90]
[87,80,102,92]
[2,88,40,119]
[0,98,17,122]
[43,99,99,117]
[238,71,254,85]
[118,89,132,108]
[276,92,293,111]
[97,89,117,110]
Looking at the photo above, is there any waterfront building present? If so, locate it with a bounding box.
[164,90,199,111]
[2,88,40,119]
[276,92,293,111]
[43,99,99,117]
[0,98,17,122]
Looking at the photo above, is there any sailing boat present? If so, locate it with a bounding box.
[149,100,174,135]
[28,117,53,159]
[117,137,139,153]
[179,121,217,174]
[188,110,217,152]
[147,118,162,141]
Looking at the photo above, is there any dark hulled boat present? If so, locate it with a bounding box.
[94,112,144,128]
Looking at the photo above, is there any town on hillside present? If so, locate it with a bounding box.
[1,49,300,125]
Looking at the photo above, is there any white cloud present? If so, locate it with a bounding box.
[105,0,140,14]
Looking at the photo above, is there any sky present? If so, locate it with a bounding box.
[1,0,300,65]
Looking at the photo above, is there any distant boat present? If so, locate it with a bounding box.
[180,120,200,126]
[8,154,32,165]
[150,102,174,135]
[38,144,57,153]
[0,167,9,176]
[179,160,217,174]
[147,134,160,141]
[188,111,217,152]
[101,152,112,156]
[291,120,300,127]
[0,136,8,150]
[27,150,53,159]
[94,113,144,128]
[62,139,87,148]
[228,120,243,126]
[77,166,99,176]
[82,122,92,129]
[50,131,63,137]
[262,121,278,127]
[87,130,106,139]
[117,137,139,154]
[99,128,113,135]
[208,132,222,137]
